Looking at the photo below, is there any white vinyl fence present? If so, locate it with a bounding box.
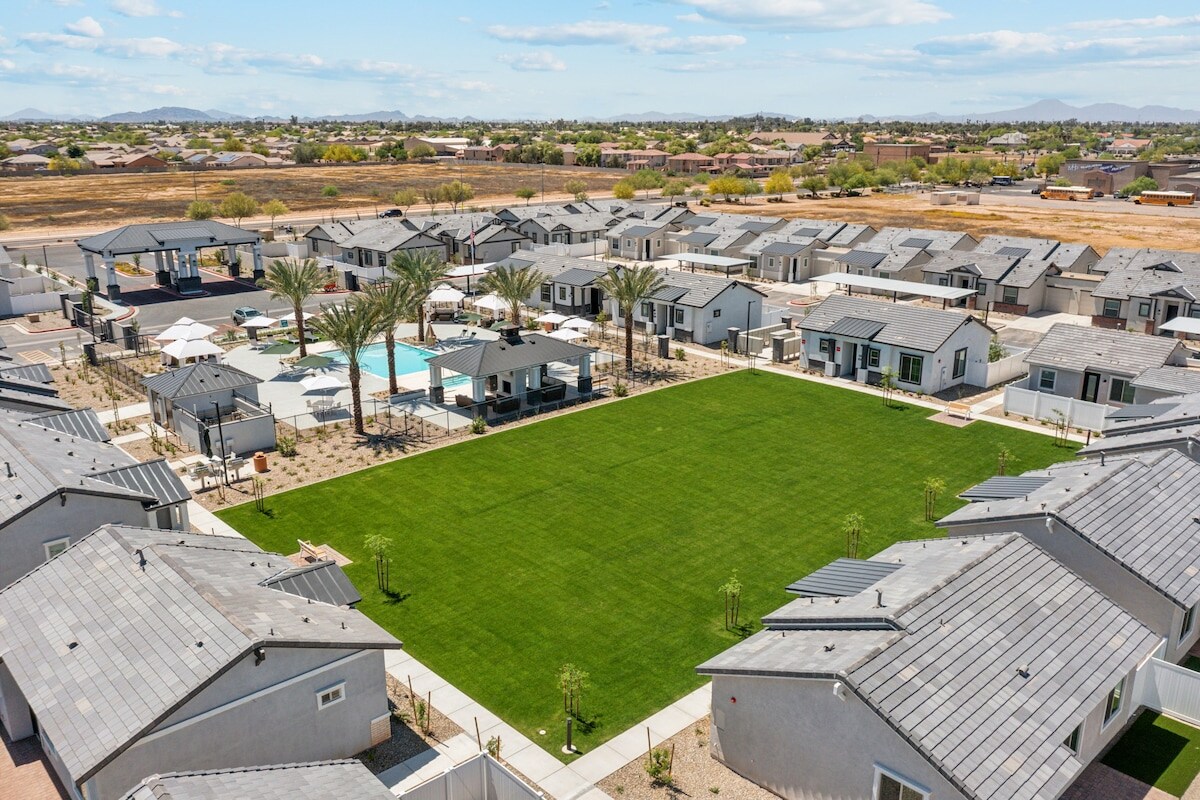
[983,348,1029,388]
[1002,386,1112,432]
[398,754,542,800]
[737,323,787,354]
[1133,657,1200,727]
[523,241,602,258]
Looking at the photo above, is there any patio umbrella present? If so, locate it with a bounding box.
[162,338,223,359]
[154,321,217,342]
[548,328,587,341]
[471,294,507,313]
[293,354,334,369]
[561,317,594,332]
[240,315,278,329]
[427,284,466,303]
[280,309,320,323]
[299,374,346,393]
[534,311,569,325]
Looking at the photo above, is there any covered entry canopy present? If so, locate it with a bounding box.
[809,272,975,306]
[1159,317,1200,335]
[660,253,752,277]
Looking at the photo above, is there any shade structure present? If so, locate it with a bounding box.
[280,309,320,323]
[162,338,223,359]
[299,374,346,392]
[548,328,587,341]
[534,311,570,325]
[153,321,217,342]
[239,315,278,329]
[561,317,594,332]
[427,284,466,303]
[446,263,494,278]
[471,294,507,313]
[293,354,334,369]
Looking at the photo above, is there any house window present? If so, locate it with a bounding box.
[640,302,651,318]
[1039,369,1057,391]
[977,281,988,295]
[610,238,619,250]
[819,339,833,357]
[1183,605,1196,639]
[1104,677,1125,725]
[1064,724,1082,755]
[317,682,346,710]
[558,286,568,302]
[879,272,890,280]
[898,353,923,385]
[625,239,633,248]
[952,347,967,379]
[1102,298,1122,318]
[874,766,929,800]
[43,537,71,560]
[867,348,880,368]
[1139,302,1152,317]
[540,284,552,302]
[674,308,684,325]
[363,250,373,266]
[1002,286,1019,305]
[937,277,949,286]
[712,309,721,318]
[767,257,775,268]
[1109,378,1135,404]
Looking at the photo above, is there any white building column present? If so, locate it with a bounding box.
[83,253,98,292]
[471,376,487,404]
[428,365,445,403]
[178,248,201,294]
[103,256,121,302]
[153,250,168,286]
[226,244,241,277]
[577,354,593,395]
[252,243,264,280]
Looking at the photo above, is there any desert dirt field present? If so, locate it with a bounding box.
[0,162,625,230]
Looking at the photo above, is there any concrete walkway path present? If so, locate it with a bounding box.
[96,402,149,424]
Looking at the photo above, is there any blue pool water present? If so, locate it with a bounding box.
[329,342,469,387]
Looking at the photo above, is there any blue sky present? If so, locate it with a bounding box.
[4,0,1200,118]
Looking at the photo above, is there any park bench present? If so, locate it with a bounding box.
[946,401,972,421]
[298,539,328,562]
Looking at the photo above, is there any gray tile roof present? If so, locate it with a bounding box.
[940,449,1200,607]
[1000,258,1057,289]
[427,333,594,378]
[261,560,363,607]
[1078,423,1200,458]
[975,235,1063,261]
[699,534,1160,800]
[142,363,260,399]
[921,252,1018,282]
[498,251,606,283]
[77,221,259,256]
[0,525,401,786]
[1092,249,1200,300]
[784,558,902,597]
[0,385,73,412]
[1131,366,1200,396]
[655,269,763,308]
[867,227,976,252]
[758,240,812,257]
[799,295,981,353]
[121,760,394,800]
[303,219,381,245]
[338,221,438,252]
[1023,323,1184,376]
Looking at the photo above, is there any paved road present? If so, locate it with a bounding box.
[975,182,1200,217]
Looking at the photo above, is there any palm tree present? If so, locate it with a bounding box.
[596,265,665,373]
[259,258,326,357]
[308,298,384,435]
[389,250,450,343]
[479,264,546,326]
[362,279,417,396]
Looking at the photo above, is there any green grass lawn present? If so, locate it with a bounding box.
[219,371,1071,759]
[1103,711,1200,795]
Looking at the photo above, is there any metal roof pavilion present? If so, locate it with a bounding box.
[810,273,976,302]
[660,253,752,277]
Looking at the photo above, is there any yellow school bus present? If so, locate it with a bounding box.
[1041,186,1096,201]
[1134,190,1196,206]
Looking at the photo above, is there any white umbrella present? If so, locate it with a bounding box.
[171,316,197,325]
[548,328,587,341]
[239,315,278,329]
[561,317,594,332]
[299,374,346,393]
[535,311,570,325]
[163,338,224,359]
[427,284,466,303]
[471,294,507,313]
[280,309,319,323]
[153,321,217,342]
[446,263,493,278]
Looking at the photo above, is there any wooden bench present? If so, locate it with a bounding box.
[298,539,327,562]
[946,402,972,421]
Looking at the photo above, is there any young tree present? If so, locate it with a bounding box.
[629,168,666,198]
[514,186,537,205]
[612,180,636,201]
[392,188,419,214]
[707,175,743,201]
[259,258,326,357]
[479,264,546,326]
[309,298,384,435]
[596,264,666,372]
[409,142,437,160]
[842,513,866,559]
[741,179,763,203]
[997,446,1017,476]
[923,476,946,521]
[218,191,259,227]
[563,179,588,202]
[321,184,340,198]
[988,335,1005,363]
[186,200,215,220]
[262,198,289,229]
[800,175,827,197]
[362,279,417,395]
[662,178,691,203]
[389,250,450,343]
[764,170,795,199]
[719,572,743,630]
[557,663,590,718]
[879,366,897,407]
[363,533,393,592]
[422,185,441,213]
[441,180,475,212]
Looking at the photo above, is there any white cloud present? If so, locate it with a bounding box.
[919,30,1057,56]
[457,16,472,24]
[671,0,950,30]
[64,16,105,38]
[676,13,705,23]
[497,51,567,71]
[51,0,84,6]
[22,31,189,59]
[110,0,181,18]
[1067,14,1200,31]
[149,83,184,95]
[486,20,669,46]
[636,34,745,54]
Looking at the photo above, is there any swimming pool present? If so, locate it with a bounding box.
[328,342,468,387]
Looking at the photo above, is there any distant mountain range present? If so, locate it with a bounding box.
[6,99,1200,125]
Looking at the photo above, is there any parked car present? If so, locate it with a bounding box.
[990,176,1014,186]
[379,208,404,218]
[232,306,262,325]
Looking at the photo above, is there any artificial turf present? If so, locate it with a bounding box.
[1102,711,1200,795]
[219,370,1072,759]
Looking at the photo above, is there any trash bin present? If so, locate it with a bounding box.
[252,451,268,473]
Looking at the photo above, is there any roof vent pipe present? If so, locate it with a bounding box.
[1045,517,1054,533]
[4,462,10,478]
[875,589,884,608]
[1101,452,1106,466]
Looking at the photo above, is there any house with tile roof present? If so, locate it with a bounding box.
[496,251,608,317]
[1089,248,1200,333]
[335,221,446,274]
[797,294,994,393]
[1077,393,1200,460]
[0,525,401,800]
[697,534,1159,800]
[941,448,1200,662]
[608,268,767,345]
[142,362,276,456]
[121,760,394,800]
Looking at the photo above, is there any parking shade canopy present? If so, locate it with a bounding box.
[809,273,976,301]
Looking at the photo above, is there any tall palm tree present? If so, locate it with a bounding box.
[389,250,450,343]
[259,258,326,357]
[362,279,417,396]
[309,298,384,435]
[596,265,665,373]
[479,264,546,326]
